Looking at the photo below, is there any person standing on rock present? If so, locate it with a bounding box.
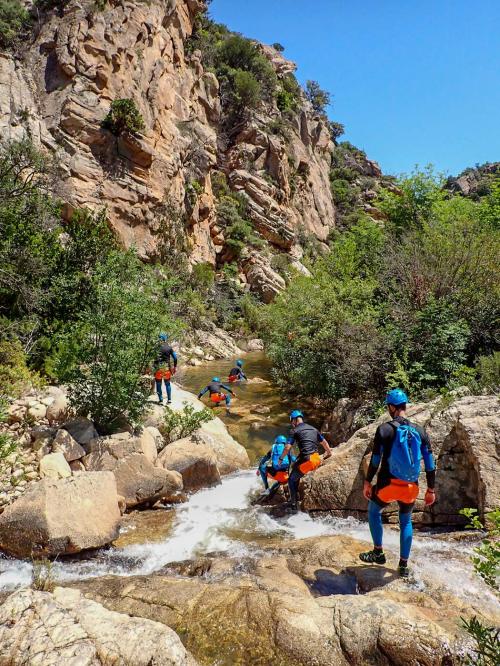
[228,359,247,383]
[197,377,235,415]
[257,434,296,496]
[359,388,436,578]
[278,409,332,513]
[154,333,177,405]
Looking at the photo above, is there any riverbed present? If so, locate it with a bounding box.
[0,354,496,616]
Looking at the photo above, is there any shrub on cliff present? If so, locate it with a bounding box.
[305,80,330,115]
[102,99,145,136]
[0,0,29,48]
[56,251,182,432]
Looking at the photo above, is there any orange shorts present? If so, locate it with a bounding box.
[268,470,289,484]
[376,479,419,504]
[298,452,321,474]
[155,369,172,381]
[210,393,226,404]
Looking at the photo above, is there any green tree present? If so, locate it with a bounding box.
[305,80,331,114]
[0,0,29,48]
[57,251,182,432]
[102,99,145,136]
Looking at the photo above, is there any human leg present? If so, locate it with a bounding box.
[288,462,303,507]
[165,380,172,403]
[155,379,163,403]
[397,501,414,577]
[259,463,269,489]
[359,497,387,564]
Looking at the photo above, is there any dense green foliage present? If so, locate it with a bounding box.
[459,508,499,665]
[161,404,213,446]
[305,80,330,115]
[258,169,500,402]
[102,99,145,136]
[0,0,29,48]
[56,251,181,432]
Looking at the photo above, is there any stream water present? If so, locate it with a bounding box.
[0,353,496,615]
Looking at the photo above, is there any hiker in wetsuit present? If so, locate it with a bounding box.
[359,388,436,578]
[197,377,235,414]
[258,435,296,494]
[278,410,332,512]
[154,333,178,405]
[228,359,247,383]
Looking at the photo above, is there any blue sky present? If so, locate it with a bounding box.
[209,0,500,177]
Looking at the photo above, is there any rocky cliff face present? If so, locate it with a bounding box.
[0,0,383,301]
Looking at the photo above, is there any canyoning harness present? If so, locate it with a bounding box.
[386,421,422,483]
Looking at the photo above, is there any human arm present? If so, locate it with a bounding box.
[258,450,271,472]
[420,430,436,505]
[318,432,332,459]
[240,370,247,380]
[221,383,235,395]
[197,386,209,399]
[364,426,384,499]
[170,349,178,373]
[278,437,294,465]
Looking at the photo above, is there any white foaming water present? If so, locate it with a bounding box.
[0,469,495,613]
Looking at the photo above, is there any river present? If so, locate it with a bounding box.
[0,353,496,615]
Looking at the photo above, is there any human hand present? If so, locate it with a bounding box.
[172,367,177,375]
[323,450,332,459]
[256,469,260,476]
[425,489,436,506]
[363,481,372,500]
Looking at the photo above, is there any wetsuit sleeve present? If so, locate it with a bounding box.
[259,451,271,469]
[170,350,178,368]
[198,386,209,398]
[420,429,436,489]
[366,426,384,483]
[240,371,247,380]
[317,432,325,443]
[221,383,234,394]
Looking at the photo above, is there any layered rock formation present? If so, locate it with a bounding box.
[0,0,385,302]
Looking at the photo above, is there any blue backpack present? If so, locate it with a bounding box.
[388,421,422,482]
[271,443,290,471]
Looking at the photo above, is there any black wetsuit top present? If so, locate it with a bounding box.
[155,343,177,370]
[198,381,234,397]
[366,416,436,489]
[287,422,325,458]
[229,367,247,379]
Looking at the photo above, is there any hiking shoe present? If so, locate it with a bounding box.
[158,399,164,405]
[167,400,172,405]
[398,564,410,578]
[359,549,386,565]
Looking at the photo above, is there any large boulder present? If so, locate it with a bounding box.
[303,395,500,525]
[158,438,221,492]
[83,434,182,508]
[62,417,98,446]
[0,587,197,666]
[39,452,72,479]
[75,533,491,666]
[45,392,69,424]
[0,472,120,557]
[143,385,207,429]
[196,419,250,475]
[51,428,86,462]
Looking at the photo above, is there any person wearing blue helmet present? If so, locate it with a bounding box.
[228,359,247,383]
[278,409,332,512]
[257,434,296,495]
[153,333,178,404]
[359,388,436,578]
[197,377,235,414]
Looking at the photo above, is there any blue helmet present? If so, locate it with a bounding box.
[290,409,303,421]
[159,333,168,342]
[212,377,220,382]
[236,359,243,367]
[274,435,287,445]
[385,388,408,406]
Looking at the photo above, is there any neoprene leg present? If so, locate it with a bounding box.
[368,500,384,548]
[288,467,303,505]
[259,464,269,489]
[155,379,163,401]
[225,394,231,406]
[165,380,172,402]
[399,508,413,560]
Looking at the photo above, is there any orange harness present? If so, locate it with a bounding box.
[210,392,226,404]
[154,368,172,381]
[267,470,289,484]
[228,375,238,383]
[377,479,419,504]
[298,452,321,474]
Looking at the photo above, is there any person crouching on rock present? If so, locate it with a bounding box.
[228,359,247,383]
[359,388,437,578]
[257,435,296,497]
[154,333,177,405]
[278,409,332,513]
[198,377,235,415]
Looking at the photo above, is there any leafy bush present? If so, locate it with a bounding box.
[305,80,330,115]
[328,121,345,142]
[102,99,145,136]
[276,73,301,114]
[0,0,29,48]
[0,400,16,461]
[459,508,499,665]
[160,403,213,446]
[0,338,40,399]
[56,251,181,432]
[31,558,56,592]
[271,42,284,52]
